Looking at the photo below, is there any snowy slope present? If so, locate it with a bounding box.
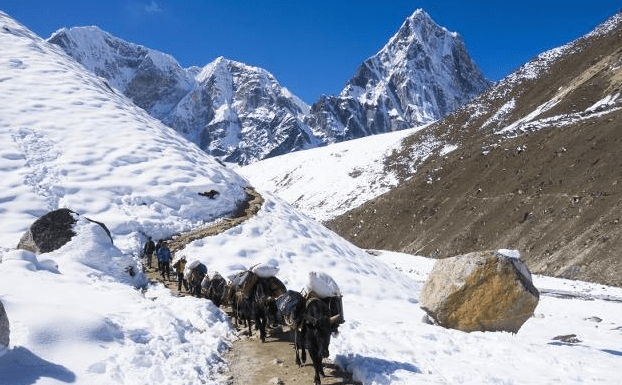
[1,10,621,385]
[0,16,249,251]
[239,124,437,222]
[0,10,248,384]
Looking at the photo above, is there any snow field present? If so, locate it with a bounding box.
[0,9,621,385]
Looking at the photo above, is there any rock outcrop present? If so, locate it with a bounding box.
[17,208,112,254]
[419,250,539,333]
[0,300,9,354]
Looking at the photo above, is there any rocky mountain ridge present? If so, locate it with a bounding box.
[48,9,489,165]
[48,27,318,165]
[328,11,622,287]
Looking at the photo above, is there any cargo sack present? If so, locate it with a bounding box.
[230,270,258,299]
[266,276,287,298]
[252,263,280,278]
[276,290,305,328]
[307,271,341,298]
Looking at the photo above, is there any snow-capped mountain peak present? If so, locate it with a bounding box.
[385,9,460,68]
[49,26,189,94]
[307,9,490,142]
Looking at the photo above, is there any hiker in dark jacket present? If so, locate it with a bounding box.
[143,236,155,268]
[157,242,171,280]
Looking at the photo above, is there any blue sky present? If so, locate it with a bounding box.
[2,1,620,104]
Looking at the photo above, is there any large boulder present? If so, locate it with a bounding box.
[420,250,539,333]
[17,208,112,254]
[0,300,9,354]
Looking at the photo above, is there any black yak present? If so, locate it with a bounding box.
[229,271,283,343]
[204,272,227,308]
[277,291,342,385]
[296,297,342,385]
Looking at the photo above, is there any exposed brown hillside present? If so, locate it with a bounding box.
[328,12,622,287]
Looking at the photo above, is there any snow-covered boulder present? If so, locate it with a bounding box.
[420,250,539,333]
[17,208,112,254]
[0,300,9,355]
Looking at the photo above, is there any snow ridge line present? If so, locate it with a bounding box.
[166,187,264,255]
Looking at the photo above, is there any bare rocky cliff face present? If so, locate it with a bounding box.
[328,12,622,287]
[48,9,489,165]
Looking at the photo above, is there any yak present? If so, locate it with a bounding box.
[204,272,227,308]
[276,291,342,385]
[251,279,279,342]
[229,274,279,343]
[186,262,207,297]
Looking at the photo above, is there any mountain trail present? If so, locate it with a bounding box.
[142,186,358,384]
[168,186,265,255]
[225,326,360,385]
[143,186,264,295]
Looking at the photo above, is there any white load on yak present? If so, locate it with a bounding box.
[276,271,345,330]
[228,263,286,302]
[306,271,345,325]
[307,271,341,298]
[252,263,279,279]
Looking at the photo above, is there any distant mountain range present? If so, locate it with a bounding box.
[48,9,490,165]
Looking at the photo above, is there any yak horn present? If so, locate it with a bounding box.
[330,314,342,326]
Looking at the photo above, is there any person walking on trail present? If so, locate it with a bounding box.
[154,239,164,271]
[143,236,155,269]
[157,242,171,281]
[173,256,188,292]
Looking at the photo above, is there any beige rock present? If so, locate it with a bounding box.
[420,250,539,333]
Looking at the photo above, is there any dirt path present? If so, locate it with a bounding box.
[225,325,360,385]
[167,186,265,255]
[142,187,359,384]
